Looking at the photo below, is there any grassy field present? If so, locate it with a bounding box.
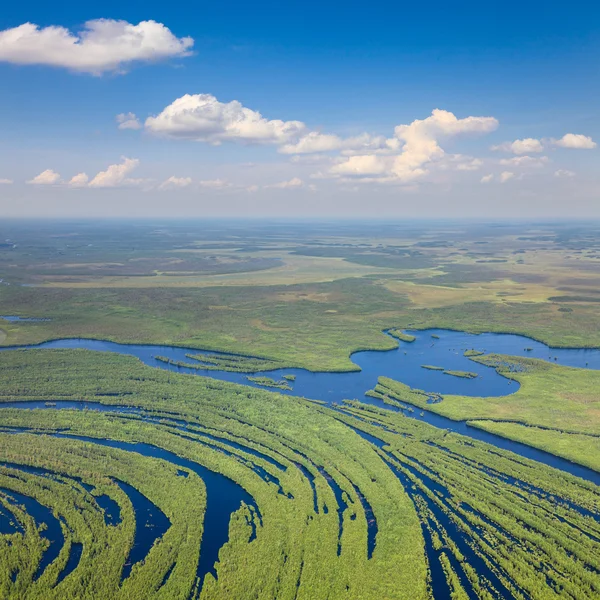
[3,221,600,371]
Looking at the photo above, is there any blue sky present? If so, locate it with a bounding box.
[0,1,598,217]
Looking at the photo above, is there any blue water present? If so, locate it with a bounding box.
[0,486,65,581]
[44,433,258,588]
[117,480,171,579]
[6,328,600,404]
[2,328,599,483]
[0,316,51,322]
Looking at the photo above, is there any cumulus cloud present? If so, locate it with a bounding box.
[0,178,13,184]
[145,94,306,144]
[554,169,576,178]
[492,138,544,155]
[305,110,497,184]
[89,157,140,188]
[455,158,483,171]
[159,176,192,190]
[280,132,343,154]
[116,112,142,130]
[280,132,397,155]
[480,174,494,183]
[265,177,304,189]
[499,171,515,183]
[493,134,596,155]
[67,173,89,187]
[499,155,548,168]
[0,20,193,75]
[391,109,498,182]
[27,169,61,185]
[553,134,596,149]
[330,155,387,176]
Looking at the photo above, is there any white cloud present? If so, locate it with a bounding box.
[116,112,142,130]
[480,174,494,183]
[493,138,544,155]
[246,185,259,193]
[159,176,192,190]
[27,169,61,185]
[492,133,596,155]
[554,169,576,178]
[0,178,13,185]
[553,133,596,149]
[330,155,387,176]
[0,20,193,75]
[199,179,231,189]
[145,94,306,144]
[455,158,483,171]
[67,173,89,187]
[89,157,140,188]
[499,171,515,183]
[280,132,396,155]
[499,155,548,168]
[391,109,498,182]
[266,177,304,189]
[280,132,343,154]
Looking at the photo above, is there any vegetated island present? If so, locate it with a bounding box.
[422,364,478,378]
[246,375,293,390]
[155,352,283,373]
[464,349,485,357]
[443,370,478,379]
[387,328,416,343]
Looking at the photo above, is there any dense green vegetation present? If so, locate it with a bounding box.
[245,375,293,390]
[387,329,416,343]
[0,349,596,598]
[1,221,600,598]
[155,352,283,373]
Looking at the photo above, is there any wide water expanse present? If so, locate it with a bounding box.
[2,327,600,484]
[5,327,600,402]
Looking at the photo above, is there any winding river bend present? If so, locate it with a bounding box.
[1,328,599,484]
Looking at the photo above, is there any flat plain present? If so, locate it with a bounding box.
[0,219,599,599]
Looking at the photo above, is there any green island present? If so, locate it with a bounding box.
[155,352,283,373]
[421,366,476,378]
[387,329,416,343]
[464,350,484,357]
[245,375,293,390]
[442,370,478,379]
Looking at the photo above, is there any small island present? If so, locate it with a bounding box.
[246,376,293,390]
[464,349,484,357]
[387,328,416,343]
[443,370,478,379]
[422,365,478,378]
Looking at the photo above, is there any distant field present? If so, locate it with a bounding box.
[2,221,600,369]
